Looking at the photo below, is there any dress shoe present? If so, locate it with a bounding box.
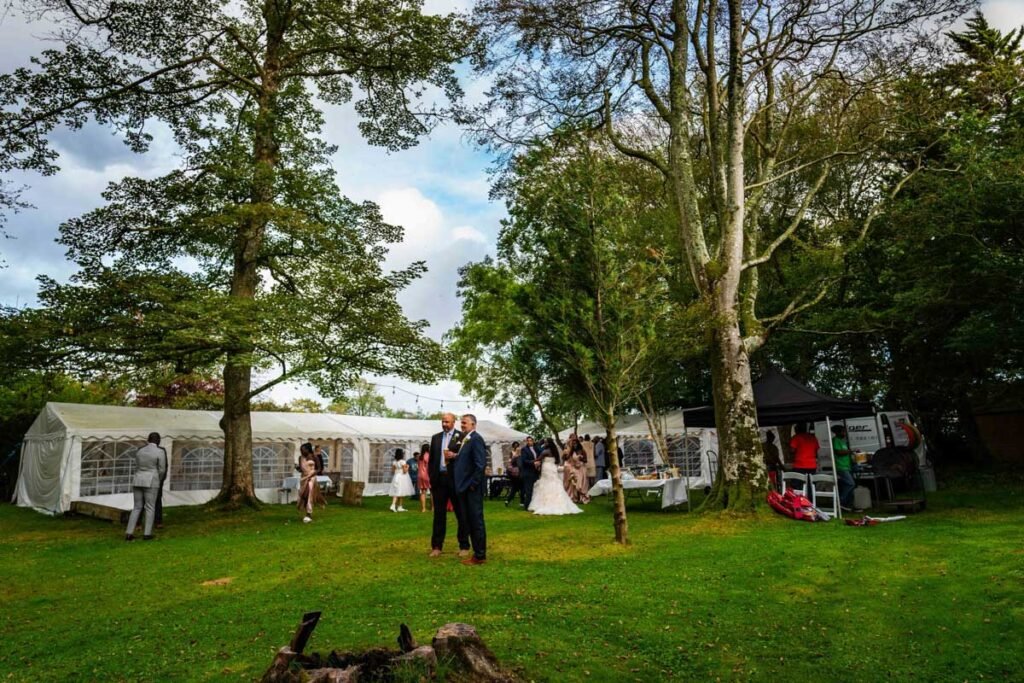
[429,549,442,558]
[143,535,155,541]
[461,557,486,566]
[457,549,471,557]
[125,534,135,542]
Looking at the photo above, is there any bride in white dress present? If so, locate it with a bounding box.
[528,455,582,515]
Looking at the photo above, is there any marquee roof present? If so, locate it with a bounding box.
[25,402,525,444]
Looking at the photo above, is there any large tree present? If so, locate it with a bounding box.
[1,0,473,507]
[451,133,674,543]
[473,0,972,510]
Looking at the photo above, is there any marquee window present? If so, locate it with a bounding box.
[368,443,404,484]
[621,438,656,471]
[171,442,224,491]
[337,442,355,480]
[666,435,703,478]
[80,441,143,496]
[253,443,292,489]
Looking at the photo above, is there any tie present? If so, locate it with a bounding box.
[440,431,450,471]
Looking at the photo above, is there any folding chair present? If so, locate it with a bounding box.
[810,473,839,518]
[781,472,809,497]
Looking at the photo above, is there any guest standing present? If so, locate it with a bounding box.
[406,450,420,498]
[762,431,782,490]
[520,436,540,510]
[297,442,326,523]
[415,443,432,513]
[789,423,819,475]
[504,440,524,507]
[581,434,597,488]
[593,437,607,481]
[453,414,488,565]
[831,425,856,510]
[125,432,167,541]
[565,441,591,504]
[152,440,169,530]
[389,449,415,512]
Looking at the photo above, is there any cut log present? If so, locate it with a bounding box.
[339,480,364,507]
[432,623,506,681]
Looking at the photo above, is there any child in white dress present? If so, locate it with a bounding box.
[389,448,415,512]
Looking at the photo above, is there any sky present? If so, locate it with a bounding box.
[1,0,1022,425]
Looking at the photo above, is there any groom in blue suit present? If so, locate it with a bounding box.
[452,413,488,565]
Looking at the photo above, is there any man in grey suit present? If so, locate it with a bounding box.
[125,432,168,541]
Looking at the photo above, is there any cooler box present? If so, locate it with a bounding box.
[920,466,937,492]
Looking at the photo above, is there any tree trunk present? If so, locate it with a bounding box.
[604,417,629,544]
[216,356,259,508]
[699,314,768,512]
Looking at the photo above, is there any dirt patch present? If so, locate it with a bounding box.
[201,577,233,586]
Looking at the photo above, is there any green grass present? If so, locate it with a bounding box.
[1,475,1022,682]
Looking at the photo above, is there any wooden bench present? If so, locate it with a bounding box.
[69,501,130,524]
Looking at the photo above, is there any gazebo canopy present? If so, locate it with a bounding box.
[681,367,874,428]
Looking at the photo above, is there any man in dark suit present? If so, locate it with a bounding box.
[453,413,488,565]
[519,435,540,510]
[428,413,469,558]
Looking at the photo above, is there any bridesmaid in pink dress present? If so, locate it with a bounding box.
[416,443,432,513]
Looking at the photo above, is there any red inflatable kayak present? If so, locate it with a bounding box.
[767,489,826,522]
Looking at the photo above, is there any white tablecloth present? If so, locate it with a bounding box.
[587,478,688,508]
[282,475,333,490]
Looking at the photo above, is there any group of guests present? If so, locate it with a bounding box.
[503,433,608,508]
[762,423,858,511]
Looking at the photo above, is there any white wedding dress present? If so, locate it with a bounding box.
[529,457,582,515]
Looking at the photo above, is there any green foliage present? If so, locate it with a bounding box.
[0,371,125,495]
[759,13,1024,460]
[0,478,1021,680]
[448,133,686,439]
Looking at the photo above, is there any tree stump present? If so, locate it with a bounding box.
[339,480,364,507]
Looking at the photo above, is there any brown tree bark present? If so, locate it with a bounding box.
[603,417,629,544]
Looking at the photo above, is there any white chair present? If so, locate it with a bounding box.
[810,473,839,517]
[781,472,809,496]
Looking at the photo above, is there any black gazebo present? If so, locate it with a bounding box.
[681,367,873,428]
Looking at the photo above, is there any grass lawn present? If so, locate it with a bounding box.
[1,475,1021,682]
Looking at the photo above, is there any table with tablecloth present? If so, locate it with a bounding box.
[280,475,334,503]
[587,477,688,508]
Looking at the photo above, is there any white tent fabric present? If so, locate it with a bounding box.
[15,403,526,515]
[559,412,719,488]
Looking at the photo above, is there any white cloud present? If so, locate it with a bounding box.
[981,1,1024,30]
[451,225,488,244]
[375,187,447,267]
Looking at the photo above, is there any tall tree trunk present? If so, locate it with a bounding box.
[604,415,629,544]
[699,313,767,512]
[214,0,284,508]
[695,0,768,512]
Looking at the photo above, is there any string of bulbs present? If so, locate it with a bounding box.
[366,382,473,411]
